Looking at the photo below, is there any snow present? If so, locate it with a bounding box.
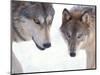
[12,4,86,73]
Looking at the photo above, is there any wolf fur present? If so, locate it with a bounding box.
[12,1,55,49]
[60,5,96,69]
[11,1,55,74]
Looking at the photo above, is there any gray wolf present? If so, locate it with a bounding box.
[11,1,55,73]
[12,1,55,50]
[60,5,96,69]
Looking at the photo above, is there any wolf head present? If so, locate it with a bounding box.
[60,8,91,57]
[12,2,55,50]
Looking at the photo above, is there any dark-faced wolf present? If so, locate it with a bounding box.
[11,1,55,73]
[60,5,96,69]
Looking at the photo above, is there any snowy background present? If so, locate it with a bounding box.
[12,4,86,73]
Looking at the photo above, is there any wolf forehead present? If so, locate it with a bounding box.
[61,9,90,34]
[18,2,55,19]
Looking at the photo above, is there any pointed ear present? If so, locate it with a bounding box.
[62,8,71,22]
[81,11,90,24]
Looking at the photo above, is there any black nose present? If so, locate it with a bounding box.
[43,43,51,48]
[70,52,76,57]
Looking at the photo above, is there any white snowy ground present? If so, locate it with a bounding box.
[12,4,86,73]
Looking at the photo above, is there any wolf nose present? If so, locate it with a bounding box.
[70,52,76,57]
[43,43,51,48]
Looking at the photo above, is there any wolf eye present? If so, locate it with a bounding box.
[33,18,40,24]
[77,34,82,39]
[67,32,71,38]
[48,20,52,25]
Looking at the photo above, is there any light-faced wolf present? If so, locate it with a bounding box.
[60,6,96,69]
[11,1,55,73]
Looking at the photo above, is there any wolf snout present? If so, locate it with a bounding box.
[70,47,76,57]
[43,43,51,48]
[70,52,76,57]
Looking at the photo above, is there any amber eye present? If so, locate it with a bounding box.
[33,18,40,24]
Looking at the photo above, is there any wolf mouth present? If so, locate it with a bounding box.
[32,37,45,50]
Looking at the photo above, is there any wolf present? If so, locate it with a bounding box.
[12,1,55,50]
[60,6,96,69]
[11,1,55,73]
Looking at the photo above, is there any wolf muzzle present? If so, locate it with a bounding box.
[69,47,76,57]
[32,37,51,50]
[69,39,77,57]
[70,52,76,57]
[43,43,51,48]
[69,43,76,57]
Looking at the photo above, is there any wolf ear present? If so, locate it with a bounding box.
[81,11,90,24]
[62,8,71,22]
